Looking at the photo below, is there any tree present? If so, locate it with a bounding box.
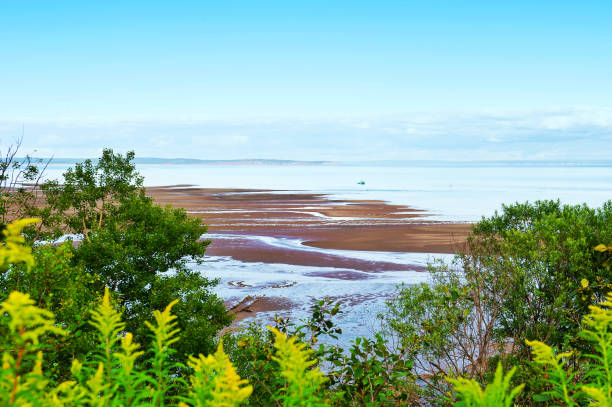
[0,221,324,406]
[42,149,231,359]
[383,200,612,405]
[383,257,511,405]
[0,138,50,240]
[470,200,612,354]
[450,290,612,406]
[41,149,143,239]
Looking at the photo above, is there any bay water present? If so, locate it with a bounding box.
[42,162,611,343]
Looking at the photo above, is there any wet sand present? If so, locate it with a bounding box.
[147,185,471,255]
[146,185,472,320]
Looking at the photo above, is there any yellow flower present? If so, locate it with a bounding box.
[594,243,611,252]
[187,340,252,407]
[0,291,66,345]
[0,218,40,269]
[268,326,327,404]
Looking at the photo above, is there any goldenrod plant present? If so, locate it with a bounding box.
[0,218,333,406]
[145,298,182,405]
[0,289,249,406]
[269,327,328,407]
[526,289,612,406]
[580,291,612,405]
[524,340,576,406]
[0,291,66,405]
[450,289,612,406]
[447,363,524,407]
[0,281,246,406]
[0,217,39,268]
[183,341,253,406]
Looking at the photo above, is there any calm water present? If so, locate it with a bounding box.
[42,163,611,342]
[44,163,612,222]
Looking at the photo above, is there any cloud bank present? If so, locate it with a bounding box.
[0,107,610,161]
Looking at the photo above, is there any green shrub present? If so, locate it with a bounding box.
[324,333,416,406]
[448,363,524,407]
[222,301,336,406]
[0,219,328,406]
[471,200,612,355]
[41,150,232,361]
[450,289,612,406]
[382,201,611,404]
[382,259,505,404]
[0,241,98,381]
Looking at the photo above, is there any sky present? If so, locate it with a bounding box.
[0,1,611,160]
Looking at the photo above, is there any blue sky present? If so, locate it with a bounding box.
[1,1,611,159]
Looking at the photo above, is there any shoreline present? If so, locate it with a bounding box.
[147,185,471,255]
[146,185,472,323]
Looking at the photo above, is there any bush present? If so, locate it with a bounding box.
[382,257,509,404]
[0,219,328,406]
[471,200,612,354]
[451,289,612,406]
[382,200,612,404]
[2,143,610,406]
[0,241,98,381]
[222,301,338,406]
[37,150,230,362]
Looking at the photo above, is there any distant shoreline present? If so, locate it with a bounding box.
[33,157,612,167]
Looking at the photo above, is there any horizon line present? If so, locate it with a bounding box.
[30,157,612,167]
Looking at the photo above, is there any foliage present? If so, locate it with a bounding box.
[0,218,39,268]
[382,201,611,404]
[450,290,612,406]
[222,301,337,406]
[186,340,253,407]
[525,290,612,406]
[1,146,233,387]
[594,243,612,271]
[470,200,612,354]
[0,148,231,378]
[0,241,98,381]
[41,149,143,240]
[0,287,332,406]
[294,299,415,406]
[448,363,524,407]
[0,220,332,406]
[269,326,327,406]
[464,201,612,402]
[0,139,49,240]
[72,193,231,359]
[222,323,284,406]
[525,340,576,405]
[324,332,416,406]
[40,150,231,362]
[0,291,66,405]
[0,285,250,406]
[225,299,416,406]
[382,257,509,404]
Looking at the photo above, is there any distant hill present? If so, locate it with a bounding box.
[343,159,612,167]
[33,158,612,167]
[39,158,338,166]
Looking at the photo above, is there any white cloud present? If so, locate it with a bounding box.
[0,107,610,161]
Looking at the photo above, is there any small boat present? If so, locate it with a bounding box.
[357,180,365,185]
